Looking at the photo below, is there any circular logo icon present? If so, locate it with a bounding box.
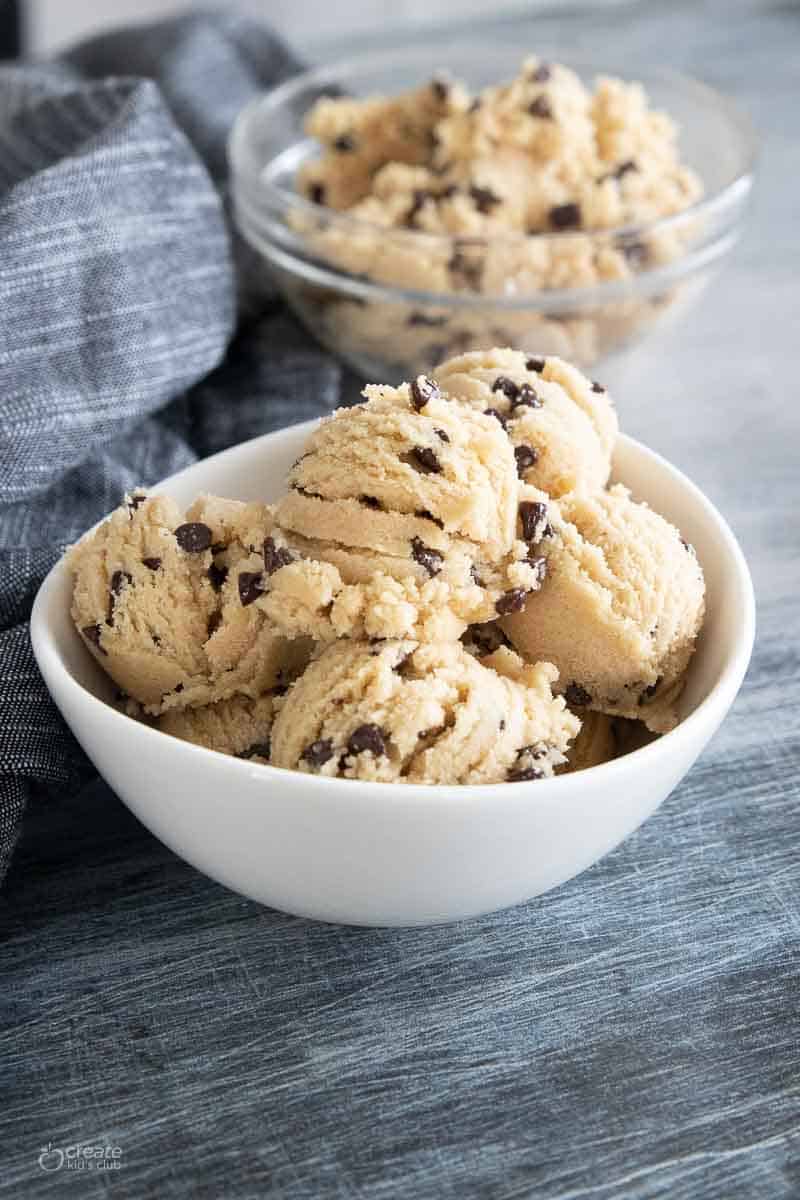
[38,1144,64,1172]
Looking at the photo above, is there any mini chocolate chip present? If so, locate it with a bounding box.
[470,185,501,214]
[152,634,161,647]
[528,96,553,119]
[82,624,106,654]
[210,542,227,555]
[309,183,326,205]
[591,380,606,394]
[484,407,508,429]
[496,588,529,615]
[142,556,162,571]
[431,76,449,101]
[519,500,549,543]
[615,159,638,179]
[406,188,432,226]
[173,683,184,695]
[414,508,444,529]
[174,522,212,553]
[238,571,264,606]
[409,446,442,474]
[448,246,484,289]
[208,562,228,592]
[639,678,662,705]
[347,724,388,757]
[127,493,146,513]
[408,311,448,327]
[263,537,293,575]
[514,445,539,476]
[491,376,520,400]
[508,764,545,782]
[435,428,450,442]
[111,569,132,594]
[512,383,542,409]
[565,683,592,707]
[411,536,444,577]
[237,741,271,760]
[526,357,545,373]
[527,555,548,589]
[499,719,506,731]
[470,564,485,587]
[207,610,222,637]
[334,133,356,152]
[410,374,440,412]
[681,537,696,555]
[360,495,382,510]
[549,202,582,230]
[463,621,512,656]
[302,738,335,767]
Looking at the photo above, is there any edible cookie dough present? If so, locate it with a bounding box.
[433,347,617,497]
[501,484,706,732]
[159,693,276,761]
[293,57,703,373]
[270,639,580,784]
[68,492,312,714]
[269,376,550,640]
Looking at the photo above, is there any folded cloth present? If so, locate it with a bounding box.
[0,13,342,882]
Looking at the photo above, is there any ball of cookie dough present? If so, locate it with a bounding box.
[271,377,548,640]
[433,347,617,497]
[270,639,580,785]
[501,484,705,732]
[158,693,276,761]
[68,492,312,714]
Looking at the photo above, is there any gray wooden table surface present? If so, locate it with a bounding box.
[2,1,798,1196]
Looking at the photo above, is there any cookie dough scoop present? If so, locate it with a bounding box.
[502,484,705,732]
[270,639,580,785]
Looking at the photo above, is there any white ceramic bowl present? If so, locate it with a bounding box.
[31,425,754,926]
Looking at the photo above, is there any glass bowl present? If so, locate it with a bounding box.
[229,42,756,381]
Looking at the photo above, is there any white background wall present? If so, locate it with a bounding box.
[27,0,626,56]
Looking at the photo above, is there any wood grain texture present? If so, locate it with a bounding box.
[2,1,799,1196]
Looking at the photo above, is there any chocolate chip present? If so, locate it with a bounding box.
[173,683,184,695]
[360,495,382,510]
[440,183,459,199]
[152,634,161,647]
[414,508,444,529]
[81,624,106,654]
[499,719,506,731]
[408,311,447,327]
[334,133,356,152]
[406,188,432,226]
[519,500,549,543]
[410,374,440,411]
[431,76,449,101]
[411,536,444,577]
[484,407,508,429]
[127,493,146,513]
[302,738,335,768]
[111,569,132,595]
[142,556,162,571]
[408,446,442,474]
[639,678,662,705]
[263,537,293,575]
[549,202,582,230]
[491,376,520,400]
[528,96,553,119]
[531,63,551,82]
[207,610,222,637]
[508,745,547,782]
[681,537,696,555]
[238,571,264,606]
[614,159,638,179]
[526,357,545,373]
[591,380,606,394]
[448,245,484,289]
[208,562,228,592]
[512,383,542,409]
[463,621,511,656]
[514,445,539,476]
[237,741,271,760]
[210,542,227,555]
[527,555,548,589]
[174,522,212,553]
[435,428,450,442]
[470,185,501,214]
[496,588,529,615]
[565,683,592,707]
[347,724,388,757]
[309,183,326,205]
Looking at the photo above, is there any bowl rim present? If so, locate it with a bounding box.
[229,39,758,294]
[31,423,756,808]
